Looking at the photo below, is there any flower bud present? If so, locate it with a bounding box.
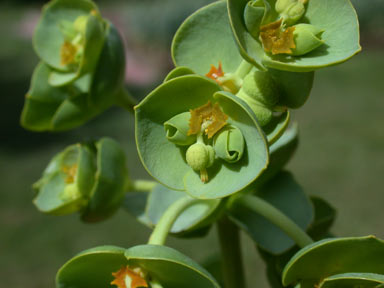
[164,112,196,146]
[275,0,306,25]
[33,144,96,215]
[33,138,129,222]
[291,24,325,56]
[214,125,245,163]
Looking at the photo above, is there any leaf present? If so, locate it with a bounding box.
[123,192,152,227]
[56,245,127,288]
[307,196,336,241]
[81,138,128,222]
[125,245,220,288]
[264,110,290,145]
[172,1,243,75]
[164,66,195,82]
[282,236,384,288]
[319,273,384,288]
[228,171,314,254]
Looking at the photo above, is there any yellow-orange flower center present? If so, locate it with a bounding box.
[205,62,225,82]
[260,19,296,55]
[111,266,149,288]
[188,101,228,139]
[62,164,78,184]
[60,41,78,66]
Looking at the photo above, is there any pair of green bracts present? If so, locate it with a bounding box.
[21,0,129,131]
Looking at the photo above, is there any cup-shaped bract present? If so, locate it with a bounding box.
[228,0,361,72]
[135,75,269,199]
[171,0,314,129]
[56,245,220,288]
[33,138,129,222]
[22,0,131,132]
[282,236,384,288]
[33,0,105,86]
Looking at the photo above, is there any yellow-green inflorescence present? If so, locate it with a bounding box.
[164,101,245,183]
[258,0,325,56]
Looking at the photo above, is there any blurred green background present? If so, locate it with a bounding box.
[1,0,383,287]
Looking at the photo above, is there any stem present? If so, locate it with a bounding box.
[148,197,199,245]
[130,180,157,192]
[234,60,254,79]
[217,216,246,288]
[116,86,137,113]
[234,194,314,248]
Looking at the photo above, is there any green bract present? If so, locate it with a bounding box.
[33,138,128,222]
[21,0,133,131]
[124,184,224,237]
[56,245,220,288]
[135,75,269,199]
[282,236,384,288]
[171,0,314,129]
[228,0,361,72]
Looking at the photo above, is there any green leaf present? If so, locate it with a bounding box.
[264,111,290,145]
[269,69,314,108]
[184,91,269,199]
[164,66,195,82]
[256,124,299,186]
[319,273,384,288]
[146,184,222,235]
[125,245,220,288]
[228,171,313,254]
[123,191,152,227]
[56,245,127,288]
[307,196,336,241]
[81,138,128,222]
[172,1,243,75]
[282,236,384,288]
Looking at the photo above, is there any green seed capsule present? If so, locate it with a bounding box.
[186,143,215,183]
[214,125,245,163]
[164,112,196,146]
[292,24,325,56]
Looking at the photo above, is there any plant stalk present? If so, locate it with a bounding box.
[148,196,199,245]
[234,60,254,79]
[116,86,137,113]
[234,194,314,248]
[217,216,246,288]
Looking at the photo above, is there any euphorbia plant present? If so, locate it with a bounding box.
[21,0,384,288]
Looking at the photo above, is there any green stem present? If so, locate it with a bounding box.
[116,86,137,113]
[234,194,313,248]
[234,60,254,79]
[148,197,199,245]
[131,180,157,192]
[217,216,246,288]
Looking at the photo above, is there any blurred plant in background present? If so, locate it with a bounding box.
[0,0,383,287]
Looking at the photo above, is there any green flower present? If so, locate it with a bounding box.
[56,245,220,288]
[33,138,128,222]
[228,0,361,71]
[21,0,134,131]
[135,74,269,199]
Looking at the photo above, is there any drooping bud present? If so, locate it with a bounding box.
[186,143,215,183]
[214,125,245,163]
[244,0,265,39]
[291,24,325,56]
[33,144,96,215]
[276,0,306,25]
[164,112,196,146]
[236,71,279,126]
[33,138,129,222]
